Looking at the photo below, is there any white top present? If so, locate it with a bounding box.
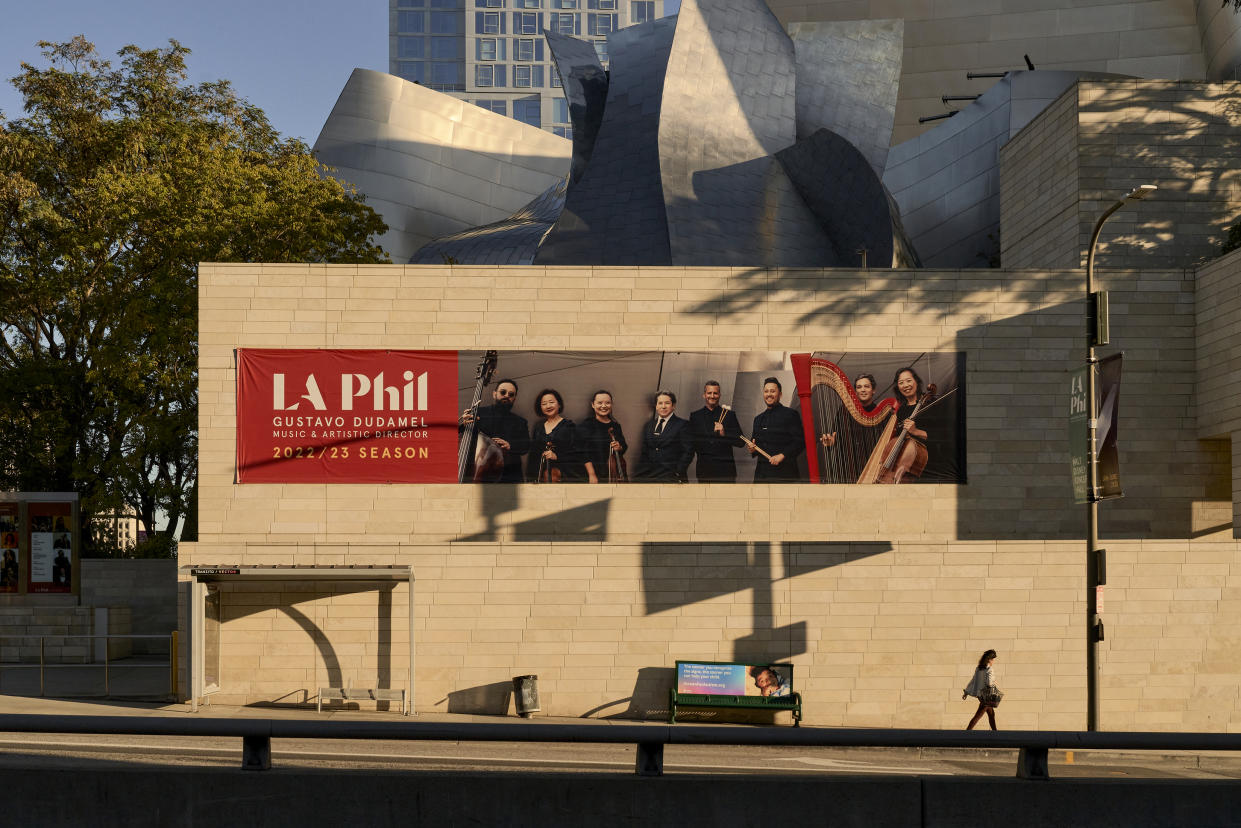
[963,666,994,698]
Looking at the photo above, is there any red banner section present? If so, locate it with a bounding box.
[236,349,459,483]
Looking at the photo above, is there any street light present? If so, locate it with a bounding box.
[1084,184,1155,732]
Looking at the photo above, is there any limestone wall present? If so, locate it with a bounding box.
[763,0,1207,145]
[1001,80,1241,270]
[192,262,1238,729]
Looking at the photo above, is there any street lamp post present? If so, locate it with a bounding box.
[1083,184,1155,732]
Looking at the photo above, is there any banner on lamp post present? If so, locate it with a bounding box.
[1068,354,1123,505]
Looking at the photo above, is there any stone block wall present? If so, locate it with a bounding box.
[1196,245,1241,534]
[763,0,1207,144]
[1001,80,1241,270]
[191,262,1239,729]
[81,559,177,655]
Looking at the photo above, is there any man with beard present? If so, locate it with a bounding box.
[458,378,530,482]
[687,380,743,482]
[749,376,805,482]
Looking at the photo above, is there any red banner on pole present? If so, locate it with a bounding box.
[236,349,459,483]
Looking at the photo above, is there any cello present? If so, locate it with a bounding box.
[874,384,936,485]
[606,426,628,483]
[457,351,506,482]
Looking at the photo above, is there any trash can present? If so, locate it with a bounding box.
[512,674,540,718]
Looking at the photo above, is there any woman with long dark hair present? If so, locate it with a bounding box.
[962,649,1000,730]
[579,390,628,483]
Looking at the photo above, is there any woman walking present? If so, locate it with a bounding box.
[963,649,1000,730]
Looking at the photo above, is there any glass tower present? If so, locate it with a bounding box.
[389,0,663,137]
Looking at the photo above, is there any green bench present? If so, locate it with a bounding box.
[668,660,802,726]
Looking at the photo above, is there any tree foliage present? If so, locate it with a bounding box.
[0,38,388,555]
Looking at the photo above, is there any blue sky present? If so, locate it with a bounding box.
[0,1,388,144]
[0,0,680,144]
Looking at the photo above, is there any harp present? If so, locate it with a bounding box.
[792,353,898,484]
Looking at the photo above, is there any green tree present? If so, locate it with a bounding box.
[0,37,388,555]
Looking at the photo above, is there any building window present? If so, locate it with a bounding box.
[514,38,535,61]
[432,37,462,58]
[551,12,576,34]
[516,0,541,7]
[551,68,562,87]
[431,62,463,88]
[398,0,426,6]
[514,11,539,33]
[430,11,463,32]
[475,99,507,115]
[396,62,427,84]
[554,0,578,6]
[515,65,532,87]
[588,12,615,35]
[475,0,502,6]
[478,38,497,60]
[553,97,570,123]
[597,0,617,8]
[630,0,653,23]
[552,126,573,138]
[397,11,426,32]
[476,65,494,86]
[481,11,500,31]
[398,37,426,59]
[432,0,463,7]
[514,99,541,127]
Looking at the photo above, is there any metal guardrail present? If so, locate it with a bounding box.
[0,715,1236,778]
[0,634,177,699]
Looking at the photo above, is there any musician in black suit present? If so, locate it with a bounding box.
[458,378,530,483]
[687,380,743,482]
[750,377,805,482]
[634,391,691,482]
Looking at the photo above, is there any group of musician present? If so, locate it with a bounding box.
[459,377,808,483]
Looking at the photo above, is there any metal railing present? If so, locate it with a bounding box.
[0,715,1236,778]
[0,634,177,700]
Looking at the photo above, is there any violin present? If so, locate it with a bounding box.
[606,426,628,483]
[875,383,936,485]
[537,440,562,483]
[457,351,505,482]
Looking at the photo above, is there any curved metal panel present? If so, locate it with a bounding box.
[313,68,571,262]
[535,17,677,265]
[776,128,920,268]
[882,69,1133,268]
[544,31,610,185]
[1197,0,1241,81]
[657,0,836,266]
[411,179,567,265]
[788,19,903,178]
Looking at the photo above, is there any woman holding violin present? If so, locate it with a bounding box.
[527,388,585,482]
[579,390,629,483]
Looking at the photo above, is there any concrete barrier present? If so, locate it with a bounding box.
[3,767,1240,827]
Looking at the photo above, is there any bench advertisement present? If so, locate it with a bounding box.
[676,662,794,698]
[236,348,965,484]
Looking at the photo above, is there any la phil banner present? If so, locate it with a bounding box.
[237,349,965,485]
[236,349,460,483]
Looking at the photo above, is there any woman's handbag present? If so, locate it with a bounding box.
[979,685,1004,707]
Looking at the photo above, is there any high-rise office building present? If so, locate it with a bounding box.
[388,0,663,137]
